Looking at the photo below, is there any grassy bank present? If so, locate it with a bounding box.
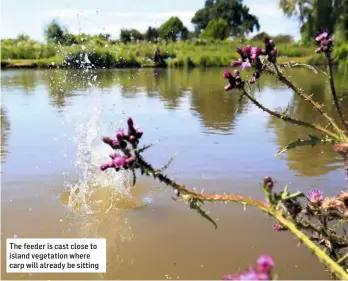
[1,39,344,69]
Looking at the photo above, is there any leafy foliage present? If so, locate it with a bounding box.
[158,16,189,41]
[200,18,230,40]
[120,29,144,44]
[44,19,67,44]
[144,26,159,42]
[191,0,260,37]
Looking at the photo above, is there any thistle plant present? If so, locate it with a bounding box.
[226,32,348,178]
[98,30,348,280]
[100,116,348,280]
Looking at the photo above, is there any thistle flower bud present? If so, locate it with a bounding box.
[127,117,134,127]
[272,223,286,232]
[135,129,143,139]
[126,156,136,165]
[129,135,136,142]
[223,70,232,79]
[102,137,113,145]
[224,84,233,91]
[263,176,274,188]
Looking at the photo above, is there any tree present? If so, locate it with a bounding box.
[200,18,230,40]
[191,0,260,37]
[120,29,143,44]
[158,17,189,41]
[278,0,342,42]
[44,19,66,44]
[17,33,30,41]
[144,27,159,42]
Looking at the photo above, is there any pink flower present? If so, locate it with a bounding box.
[241,60,251,69]
[238,268,259,280]
[272,223,286,232]
[224,84,233,91]
[126,156,136,165]
[307,189,324,205]
[315,31,329,42]
[250,47,262,60]
[100,161,112,171]
[243,45,252,55]
[257,255,274,273]
[249,77,257,84]
[223,274,238,280]
[113,155,128,168]
[230,60,243,67]
[224,70,232,79]
[116,128,125,141]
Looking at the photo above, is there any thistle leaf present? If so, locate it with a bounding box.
[155,154,176,174]
[290,63,319,74]
[138,138,166,153]
[276,134,322,156]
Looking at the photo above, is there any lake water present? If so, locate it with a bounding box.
[1,67,348,280]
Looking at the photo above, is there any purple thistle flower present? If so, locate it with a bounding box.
[116,128,125,140]
[250,47,262,60]
[315,31,329,42]
[257,255,274,273]
[223,274,238,280]
[113,155,128,168]
[241,60,252,69]
[307,189,324,205]
[238,268,260,280]
[314,30,334,54]
[272,223,286,232]
[224,84,233,91]
[249,77,257,84]
[224,70,232,79]
[230,60,243,67]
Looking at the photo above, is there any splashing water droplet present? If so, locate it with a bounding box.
[61,101,134,215]
[143,197,153,205]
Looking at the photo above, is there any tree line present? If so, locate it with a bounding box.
[12,0,348,46]
[44,0,261,44]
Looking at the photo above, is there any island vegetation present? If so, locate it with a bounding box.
[2,0,348,69]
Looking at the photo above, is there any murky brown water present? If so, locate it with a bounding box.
[2,67,348,280]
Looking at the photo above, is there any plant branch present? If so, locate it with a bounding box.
[271,63,346,140]
[135,153,348,280]
[326,53,348,133]
[240,88,341,141]
[337,252,348,264]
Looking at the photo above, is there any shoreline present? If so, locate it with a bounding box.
[1,56,330,70]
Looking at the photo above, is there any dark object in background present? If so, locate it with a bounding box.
[153,48,167,67]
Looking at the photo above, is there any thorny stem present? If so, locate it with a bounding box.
[296,219,348,247]
[271,63,346,141]
[274,214,348,280]
[135,153,348,280]
[240,88,341,141]
[337,251,348,264]
[326,53,348,133]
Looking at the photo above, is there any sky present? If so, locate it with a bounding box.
[1,0,301,42]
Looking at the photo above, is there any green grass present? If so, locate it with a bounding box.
[1,38,340,69]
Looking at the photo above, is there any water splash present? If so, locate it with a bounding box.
[61,99,135,215]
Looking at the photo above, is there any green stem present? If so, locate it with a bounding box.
[136,155,348,280]
[271,63,346,140]
[275,213,348,280]
[337,252,348,264]
[326,53,348,134]
[241,88,341,141]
